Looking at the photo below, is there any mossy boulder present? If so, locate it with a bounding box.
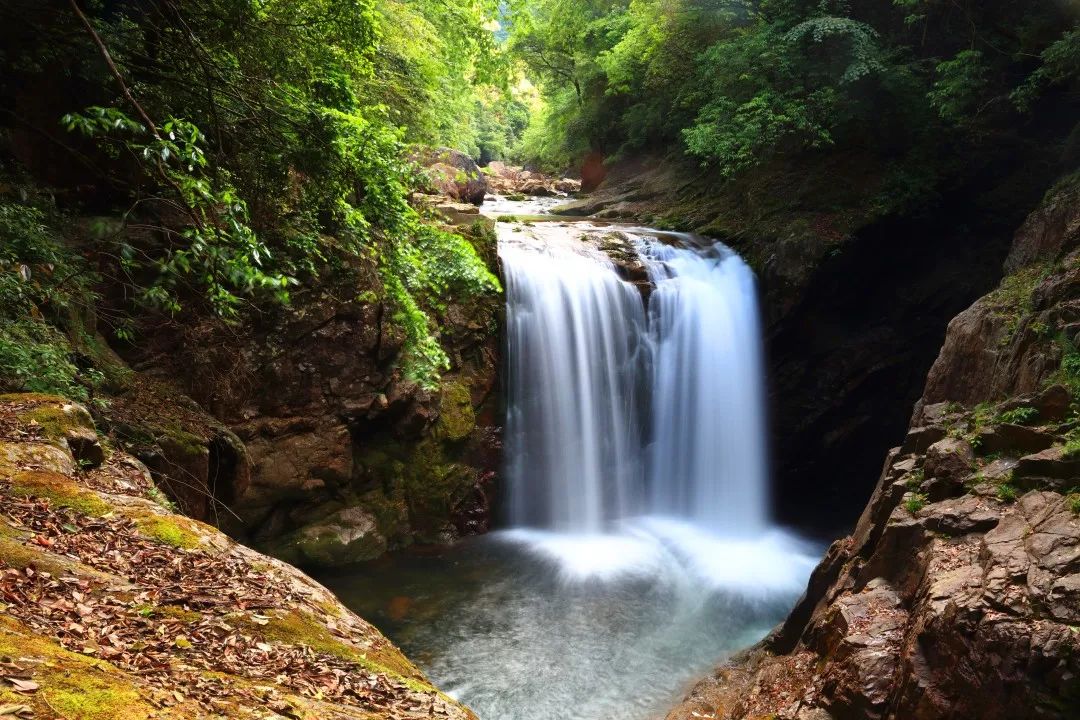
[1,394,106,467]
[0,393,475,720]
[437,380,476,442]
[263,506,388,567]
[347,430,482,552]
[103,377,251,524]
[410,146,487,205]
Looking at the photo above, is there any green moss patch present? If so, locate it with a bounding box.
[436,380,476,442]
[0,617,189,720]
[17,402,94,444]
[136,604,203,623]
[11,470,110,516]
[130,511,204,550]
[236,609,427,688]
[355,432,478,543]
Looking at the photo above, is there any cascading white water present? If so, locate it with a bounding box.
[501,225,771,536]
[502,239,648,532]
[643,239,769,535]
[321,205,820,720]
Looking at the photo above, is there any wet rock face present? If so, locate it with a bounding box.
[667,183,1080,720]
[580,231,652,298]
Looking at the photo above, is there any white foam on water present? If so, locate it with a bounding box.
[495,517,818,597]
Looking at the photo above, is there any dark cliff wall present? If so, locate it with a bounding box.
[665,175,1080,720]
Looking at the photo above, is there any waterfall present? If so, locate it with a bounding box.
[643,240,769,535]
[500,226,770,536]
[502,241,648,532]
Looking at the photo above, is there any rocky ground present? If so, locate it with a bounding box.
[482,162,579,198]
[665,178,1080,720]
[0,393,474,720]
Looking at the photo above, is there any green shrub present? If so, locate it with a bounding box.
[0,319,83,400]
[1068,492,1080,515]
[905,492,927,514]
[0,194,103,401]
[1062,434,1080,458]
[996,483,1018,503]
[998,406,1038,425]
[1059,349,1080,395]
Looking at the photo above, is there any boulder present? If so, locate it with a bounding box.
[520,180,555,196]
[900,425,946,454]
[1012,446,1080,491]
[920,495,1000,535]
[3,396,106,468]
[976,422,1056,454]
[923,437,975,484]
[411,147,487,205]
[1035,384,1071,422]
[265,506,387,568]
[434,201,482,226]
[554,178,582,194]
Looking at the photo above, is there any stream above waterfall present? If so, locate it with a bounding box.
[319,196,820,720]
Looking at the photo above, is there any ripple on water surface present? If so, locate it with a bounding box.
[316,519,819,720]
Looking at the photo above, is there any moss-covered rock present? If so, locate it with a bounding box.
[0,392,475,720]
[103,376,251,525]
[1,394,106,467]
[263,506,388,566]
[0,617,195,720]
[437,379,477,442]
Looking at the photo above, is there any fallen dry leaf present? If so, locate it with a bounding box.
[4,679,38,694]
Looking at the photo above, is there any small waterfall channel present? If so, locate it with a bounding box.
[319,198,818,720]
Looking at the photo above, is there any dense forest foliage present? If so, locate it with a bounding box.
[511,0,1079,166]
[1,0,1078,402]
[511,0,1079,211]
[0,0,529,393]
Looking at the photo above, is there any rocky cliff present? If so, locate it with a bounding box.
[106,213,504,569]
[665,177,1080,719]
[0,393,475,719]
